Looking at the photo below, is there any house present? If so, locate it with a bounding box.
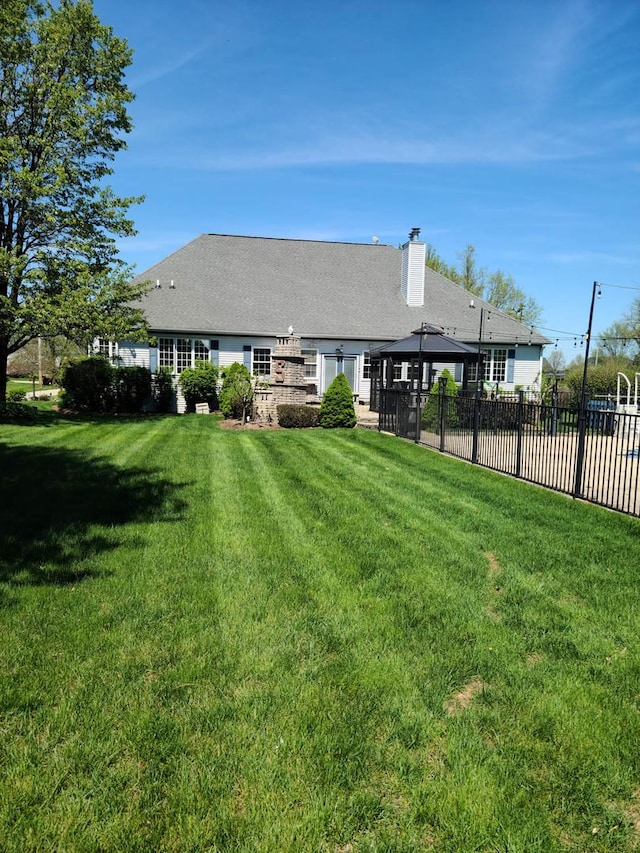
[111,229,549,412]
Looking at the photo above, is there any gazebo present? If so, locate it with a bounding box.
[369,323,483,409]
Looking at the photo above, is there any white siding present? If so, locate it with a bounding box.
[118,342,150,368]
[217,337,274,370]
[512,346,543,390]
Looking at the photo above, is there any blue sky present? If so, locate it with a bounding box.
[94,0,640,359]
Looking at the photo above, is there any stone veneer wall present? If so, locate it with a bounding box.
[254,335,314,422]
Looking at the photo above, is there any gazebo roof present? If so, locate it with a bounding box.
[371,325,480,362]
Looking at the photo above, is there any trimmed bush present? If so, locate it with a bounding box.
[277,404,320,428]
[219,363,254,421]
[319,373,356,428]
[115,366,152,414]
[154,366,175,413]
[179,360,219,413]
[61,358,152,414]
[7,390,26,402]
[61,357,115,412]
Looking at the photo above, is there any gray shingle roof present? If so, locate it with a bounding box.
[133,233,549,346]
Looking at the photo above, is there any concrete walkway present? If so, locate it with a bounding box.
[356,404,378,429]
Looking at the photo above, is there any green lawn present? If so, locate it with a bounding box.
[1,413,639,852]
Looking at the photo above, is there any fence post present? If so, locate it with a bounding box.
[515,390,524,478]
[549,384,558,437]
[438,377,447,452]
[574,396,588,499]
[471,391,481,464]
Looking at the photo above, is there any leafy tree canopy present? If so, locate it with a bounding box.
[0,0,147,400]
[597,319,635,361]
[425,243,542,325]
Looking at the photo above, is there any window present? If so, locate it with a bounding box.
[252,347,271,378]
[194,339,210,362]
[362,352,371,380]
[158,337,211,373]
[468,348,508,384]
[301,348,318,379]
[393,361,403,382]
[176,338,192,373]
[97,339,117,360]
[159,337,174,370]
[492,349,507,383]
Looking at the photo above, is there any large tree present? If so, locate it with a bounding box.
[0,0,147,401]
[598,320,635,360]
[425,242,542,326]
[484,270,541,325]
[455,243,485,297]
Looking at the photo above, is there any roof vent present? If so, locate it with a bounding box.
[169,279,175,289]
[155,279,161,289]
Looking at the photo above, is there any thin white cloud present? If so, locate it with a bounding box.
[128,38,215,89]
[184,122,598,171]
[517,0,594,110]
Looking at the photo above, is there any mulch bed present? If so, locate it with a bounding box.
[217,418,282,430]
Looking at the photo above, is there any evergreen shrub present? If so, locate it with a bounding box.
[62,358,153,414]
[61,357,115,412]
[115,366,152,413]
[154,366,175,413]
[277,404,319,428]
[421,369,459,430]
[318,373,356,428]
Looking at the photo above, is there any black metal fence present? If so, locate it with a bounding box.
[378,388,640,516]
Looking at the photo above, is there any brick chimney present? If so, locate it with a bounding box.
[401,227,426,307]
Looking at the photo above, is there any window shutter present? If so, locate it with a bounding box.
[210,340,219,366]
[507,350,516,383]
[454,362,462,383]
[243,345,251,371]
[149,346,158,373]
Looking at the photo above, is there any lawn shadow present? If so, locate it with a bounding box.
[0,441,188,588]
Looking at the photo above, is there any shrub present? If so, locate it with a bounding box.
[565,359,631,407]
[154,366,175,413]
[219,363,254,421]
[319,373,356,428]
[277,404,319,428]
[61,357,115,412]
[421,369,459,429]
[7,389,26,402]
[179,360,219,413]
[0,402,37,423]
[115,366,152,414]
